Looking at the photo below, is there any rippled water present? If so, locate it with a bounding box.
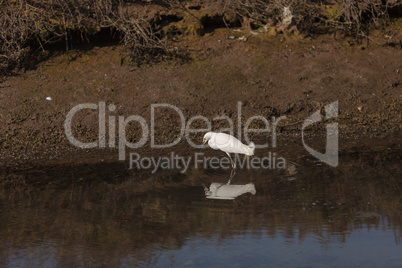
[0,138,401,267]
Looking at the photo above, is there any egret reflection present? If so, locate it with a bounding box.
[203,169,257,200]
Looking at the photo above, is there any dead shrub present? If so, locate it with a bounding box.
[0,0,168,76]
[0,0,400,77]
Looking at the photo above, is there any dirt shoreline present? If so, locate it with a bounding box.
[0,30,401,169]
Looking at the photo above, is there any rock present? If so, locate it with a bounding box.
[238,36,247,42]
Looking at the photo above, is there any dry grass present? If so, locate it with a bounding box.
[213,0,399,33]
[0,0,167,76]
[0,0,400,77]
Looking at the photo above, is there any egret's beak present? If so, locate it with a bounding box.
[199,139,206,152]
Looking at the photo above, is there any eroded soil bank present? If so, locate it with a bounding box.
[0,27,401,169]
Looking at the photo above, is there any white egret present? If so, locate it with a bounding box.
[201,132,255,168]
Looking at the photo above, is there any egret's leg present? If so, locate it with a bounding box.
[227,169,236,184]
[226,152,236,169]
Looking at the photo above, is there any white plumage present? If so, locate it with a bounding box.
[205,183,256,200]
[201,132,255,168]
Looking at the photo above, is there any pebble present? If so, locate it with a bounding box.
[238,36,248,42]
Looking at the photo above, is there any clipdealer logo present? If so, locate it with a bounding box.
[64,101,338,170]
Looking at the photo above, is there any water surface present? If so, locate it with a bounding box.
[1,138,401,267]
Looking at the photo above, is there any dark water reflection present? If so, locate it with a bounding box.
[0,138,401,267]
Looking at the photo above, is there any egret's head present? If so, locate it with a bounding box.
[202,132,213,143]
[200,132,213,151]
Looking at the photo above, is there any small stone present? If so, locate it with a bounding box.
[238,36,248,42]
[46,97,52,101]
[357,106,363,111]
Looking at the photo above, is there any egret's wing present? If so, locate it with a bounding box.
[214,133,239,149]
[214,133,253,155]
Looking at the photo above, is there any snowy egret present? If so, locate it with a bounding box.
[201,132,255,168]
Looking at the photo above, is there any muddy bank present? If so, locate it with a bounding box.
[0,29,401,167]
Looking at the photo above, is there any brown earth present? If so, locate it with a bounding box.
[0,27,401,168]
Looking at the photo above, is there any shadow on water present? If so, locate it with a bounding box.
[0,138,401,267]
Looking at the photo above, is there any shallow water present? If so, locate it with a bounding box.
[0,138,401,267]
